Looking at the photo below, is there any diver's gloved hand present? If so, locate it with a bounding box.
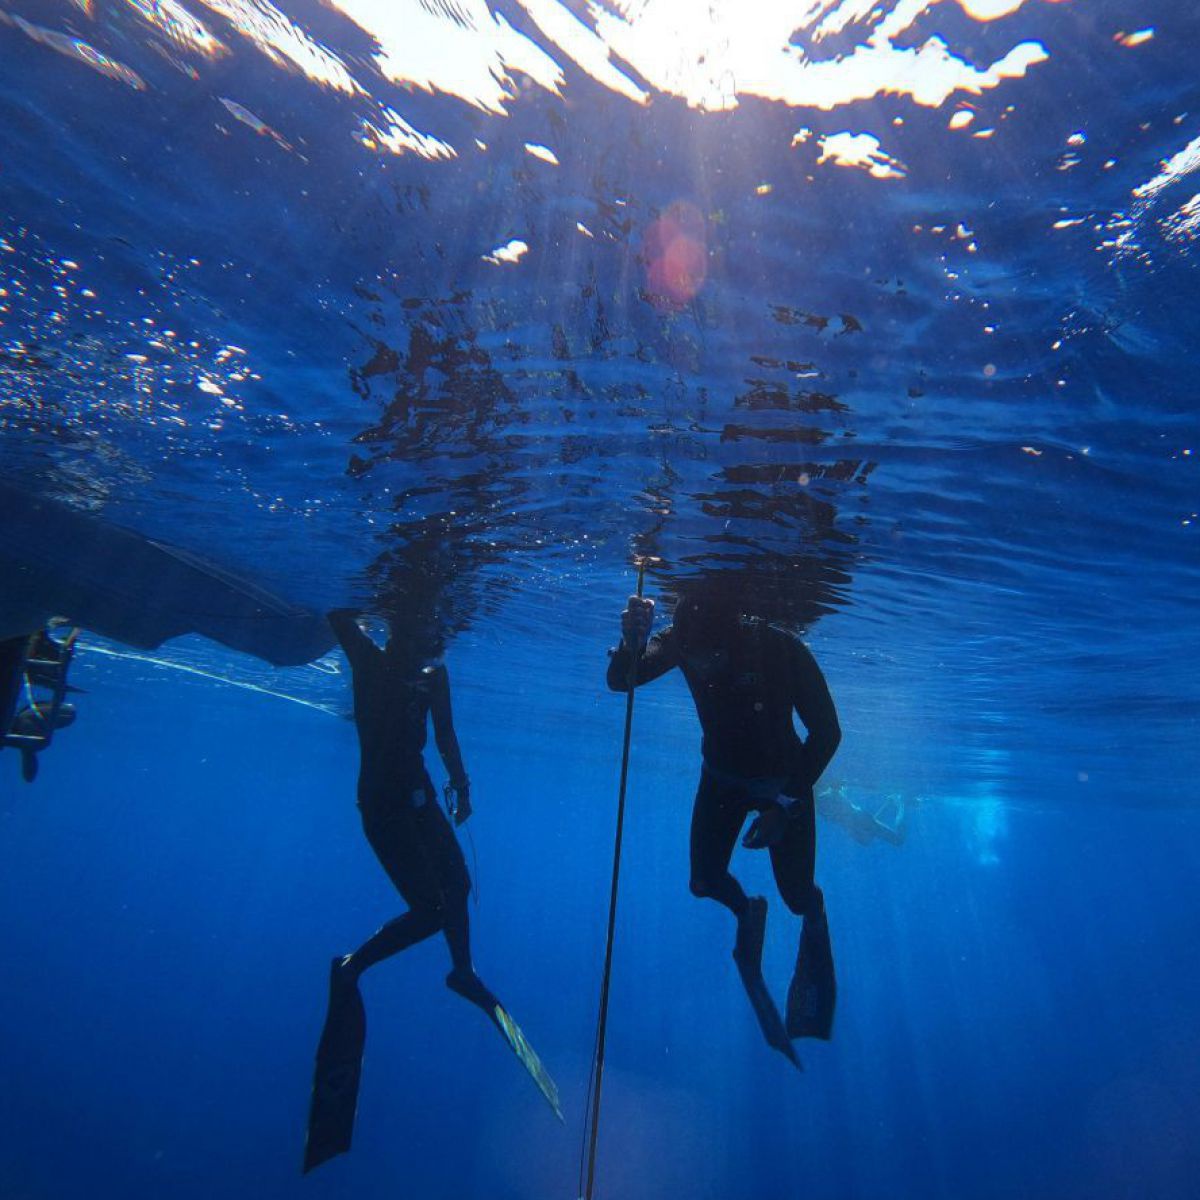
[446,780,472,826]
[620,595,655,650]
[742,803,788,850]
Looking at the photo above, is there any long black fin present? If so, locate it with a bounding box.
[786,902,837,1041]
[303,962,367,1173]
[736,957,803,1069]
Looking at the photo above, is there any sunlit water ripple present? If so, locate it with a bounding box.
[1,0,1198,807]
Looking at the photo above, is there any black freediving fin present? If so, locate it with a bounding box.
[303,959,367,1173]
[735,958,803,1070]
[786,896,837,1041]
[732,897,802,1070]
[446,971,563,1120]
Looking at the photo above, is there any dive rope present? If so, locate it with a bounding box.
[581,558,646,1200]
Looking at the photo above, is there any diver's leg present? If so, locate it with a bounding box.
[689,772,756,932]
[770,787,819,917]
[772,789,836,1039]
[343,908,441,980]
[690,777,773,981]
[443,908,499,1011]
[414,801,474,974]
[341,806,445,980]
[416,802,495,1002]
[441,896,473,978]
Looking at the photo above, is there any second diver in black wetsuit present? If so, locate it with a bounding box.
[607,583,842,1042]
[304,609,559,1174]
[327,608,482,996]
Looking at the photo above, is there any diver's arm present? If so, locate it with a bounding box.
[606,627,680,691]
[430,665,468,788]
[328,609,377,672]
[787,637,841,789]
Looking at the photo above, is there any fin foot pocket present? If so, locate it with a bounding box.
[733,896,768,972]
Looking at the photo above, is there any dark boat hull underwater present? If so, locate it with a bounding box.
[0,484,333,667]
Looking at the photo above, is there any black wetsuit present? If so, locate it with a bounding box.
[2,631,79,783]
[0,636,27,743]
[331,615,470,930]
[608,619,841,916]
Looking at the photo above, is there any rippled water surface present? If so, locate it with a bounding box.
[2,2,1199,1198]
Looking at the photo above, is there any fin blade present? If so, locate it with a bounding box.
[786,904,837,1041]
[303,971,366,1172]
[736,960,803,1070]
[493,1003,564,1121]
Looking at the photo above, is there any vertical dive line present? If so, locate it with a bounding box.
[583,559,646,1200]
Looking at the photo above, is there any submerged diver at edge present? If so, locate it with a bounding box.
[303,609,558,1174]
[607,582,841,1049]
[1,628,80,783]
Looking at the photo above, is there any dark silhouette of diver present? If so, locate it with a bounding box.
[1,628,79,783]
[607,582,841,1047]
[304,609,558,1173]
[326,608,480,994]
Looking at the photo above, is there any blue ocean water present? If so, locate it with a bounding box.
[2,1,1199,1197]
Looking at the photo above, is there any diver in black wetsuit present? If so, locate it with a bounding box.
[305,610,559,1173]
[1,628,79,783]
[326,608,487,1000]
[607,583,842,1040]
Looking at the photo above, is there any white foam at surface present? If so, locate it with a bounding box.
[1133,133,1200,200]
[331,0,563,113]
[198,0,360,92]
[516,0,648,104]
[329,0,1049,118]
[483,239,529,264]
[818,131,907,179]
[362,109,457,160]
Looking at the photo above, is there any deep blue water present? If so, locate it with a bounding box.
[2,1,1200,1197]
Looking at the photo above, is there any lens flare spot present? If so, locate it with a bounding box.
[644,201,707,310]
